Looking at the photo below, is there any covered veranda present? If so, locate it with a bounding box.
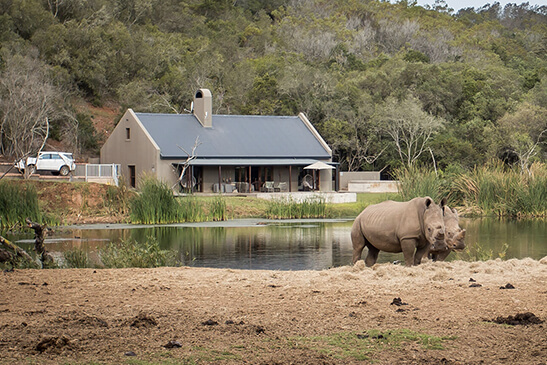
[174,158,339,194]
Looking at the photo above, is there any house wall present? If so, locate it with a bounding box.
[100,109,161,187]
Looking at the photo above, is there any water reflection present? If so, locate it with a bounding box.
[459,218,547,260]
[10,218,547,271]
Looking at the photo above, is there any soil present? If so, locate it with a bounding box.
[1,258,546,364]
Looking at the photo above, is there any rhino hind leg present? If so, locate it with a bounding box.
[351,226,366,264]
[364,244,379,267]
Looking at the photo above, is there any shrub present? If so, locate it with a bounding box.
[63,248,89,268]
[100,237,177,268]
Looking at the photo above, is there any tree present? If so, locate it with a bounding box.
[0,53,60,176]
[376,95,445,167]
[497,103,547,175]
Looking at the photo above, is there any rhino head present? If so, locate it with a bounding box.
[423,197,448,252]
[443,206,466,251]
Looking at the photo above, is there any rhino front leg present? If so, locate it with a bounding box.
[401,239,418,266]
[414,244,429,265]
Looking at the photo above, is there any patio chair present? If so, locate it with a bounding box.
[262,181,274,192]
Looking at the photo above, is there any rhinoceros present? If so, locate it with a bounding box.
[428,205,466,261]
[351,197,448,267]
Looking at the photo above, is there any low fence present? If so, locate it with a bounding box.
[75,164,120,186]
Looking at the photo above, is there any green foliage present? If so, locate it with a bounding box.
[100,236,176,268]
[0,181,41,231]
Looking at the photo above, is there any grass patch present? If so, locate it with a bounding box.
[285,329,453,361]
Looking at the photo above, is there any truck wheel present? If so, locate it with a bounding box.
[59,165,70,176]
[27,165,36,174]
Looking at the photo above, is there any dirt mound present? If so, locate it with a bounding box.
[491,312,544,326]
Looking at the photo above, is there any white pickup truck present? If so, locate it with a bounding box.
[16,151,76,176]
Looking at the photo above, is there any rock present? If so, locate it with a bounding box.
[202,319,218,326]
[390,297,408,306]
[163,340,182,349]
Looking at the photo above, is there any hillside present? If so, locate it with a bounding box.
[0,0,545,173]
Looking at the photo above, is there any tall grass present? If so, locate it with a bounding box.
[455,162,547,217]
[0,181,41,231]
[129,176,226,223]
[265,195,328,219]
[393,165,444,202]
[209,195,227,221]
[130,176,181,223]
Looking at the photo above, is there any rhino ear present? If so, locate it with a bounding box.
[440,197,447,208]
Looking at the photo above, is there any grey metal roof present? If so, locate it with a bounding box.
[183,158,324,166]
[135,113,331,160]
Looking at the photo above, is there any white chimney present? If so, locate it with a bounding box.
[193,88,212,128]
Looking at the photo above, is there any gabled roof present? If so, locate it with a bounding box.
[135,113,331,160]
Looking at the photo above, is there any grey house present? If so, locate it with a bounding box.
[100,89,334,193]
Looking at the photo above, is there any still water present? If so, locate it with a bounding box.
[11,218,547,271]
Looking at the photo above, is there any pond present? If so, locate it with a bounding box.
[9,218,547,271]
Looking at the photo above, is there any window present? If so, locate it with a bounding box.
[128,165,136,188]
[126,128,131,140]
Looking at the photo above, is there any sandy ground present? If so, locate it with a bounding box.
[1,258,546,364]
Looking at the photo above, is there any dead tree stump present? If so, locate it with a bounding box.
[25,218,54,267]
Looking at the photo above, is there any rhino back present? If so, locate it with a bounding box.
[356,200,422,251]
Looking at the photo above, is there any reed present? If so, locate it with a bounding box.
[209,195,227,221]
[0,181,41,231]
[99,236,177,268]
[129,175,181,224]
[265,195,328,219]
[455,162,547,217]
[178,195,204,222]
[393,165,444,202]
[129,176,228,223]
